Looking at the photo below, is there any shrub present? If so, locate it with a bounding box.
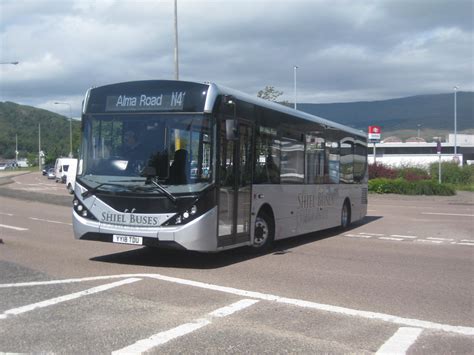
[368,163,398,180]
[429,162,474,185]
[398,167,430,182]
[369,178,455,195]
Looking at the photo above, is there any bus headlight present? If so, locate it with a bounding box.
[73,196,97,221]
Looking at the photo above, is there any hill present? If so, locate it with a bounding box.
[298,92,473,138]
[0,102,81,163]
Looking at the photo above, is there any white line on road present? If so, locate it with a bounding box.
[0,223,28,231]
[0,278,141,320]
[390,235,417,239]
[0,212,14,216]
[427,237,454,241]
[344,234,373,238]
[415,239,443,244]
[379,237,404,241]
[461,239,474,242]
[456,243,474,246]
[112,299,259,354]
[359,232,385,236]
[376,327,423,355]
[422,212,474,217]
[1,274,473,335]
[29,217,72,226]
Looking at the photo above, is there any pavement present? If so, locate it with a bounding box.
[0,171,72,206]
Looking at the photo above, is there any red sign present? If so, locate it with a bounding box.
[368,126,381,141]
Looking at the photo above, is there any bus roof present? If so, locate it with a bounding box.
[206,82,367,139]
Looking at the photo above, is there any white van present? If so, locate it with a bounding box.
[65,159,78,194]
[54,158,77,184]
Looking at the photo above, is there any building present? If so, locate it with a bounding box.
[368,134,474,167]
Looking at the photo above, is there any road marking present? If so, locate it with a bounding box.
[422,212,474,217]
[376,327,423,355]
[344,234,373,238]
[415,239,443,244]
[112,299,259,354]
[0,223,28,231]
[360,232,385,236]
[0,278,141,320]
[29,217,72,226]
[427,237,454,241]
[456,243,474,246]
[1,273,473,335]
[379,237,404,241]
[461,239,474,242]
[391,234,417,239]
[0,212,14,216]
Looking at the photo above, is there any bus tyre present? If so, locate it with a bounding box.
[67,183,74,194]
[251,211,274,252]
[341,200,351,229]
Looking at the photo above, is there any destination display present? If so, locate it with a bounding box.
[85,80,209,114]
[106,91,187,112]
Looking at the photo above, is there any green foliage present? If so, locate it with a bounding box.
[257,86,284,102]
[369,178,455,195]
[429,162,474,185]
[0,101,81,161]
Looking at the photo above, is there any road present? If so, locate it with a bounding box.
[0,176,473,353]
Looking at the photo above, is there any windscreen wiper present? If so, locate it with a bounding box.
[81,182,133,198]
[146,179,177,204]
[103,177,178,205]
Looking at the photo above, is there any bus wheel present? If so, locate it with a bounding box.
[251,212,274,252]
[341,200,351,229]
[67,184,74,194]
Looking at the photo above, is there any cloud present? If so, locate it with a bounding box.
[0,0,472,117]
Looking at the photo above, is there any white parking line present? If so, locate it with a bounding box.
[112,299,259,354]
[0,223,28,231]
[379,237,404,241]
[0,212,14,216]
[0,278,141,320]
[415,239,443,244]
[376,327,423,355]
[1,273,473,335]
[344,234,372,238]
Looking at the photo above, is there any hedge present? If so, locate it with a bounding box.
[369,178,455,195]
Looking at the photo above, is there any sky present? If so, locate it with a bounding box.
[0,0,473,118]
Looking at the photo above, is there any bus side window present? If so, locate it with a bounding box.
[254,126,280,184]
[306,134,325,184]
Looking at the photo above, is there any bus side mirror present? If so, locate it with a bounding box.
[226,119,238,140]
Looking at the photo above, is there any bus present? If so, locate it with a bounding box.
[73,80,368,252]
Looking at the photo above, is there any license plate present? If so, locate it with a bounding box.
[112,235,143,245]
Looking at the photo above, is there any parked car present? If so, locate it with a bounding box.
[42,165,53,176]
[47,168,56,179]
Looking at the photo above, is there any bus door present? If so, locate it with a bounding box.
[218,120,253,247]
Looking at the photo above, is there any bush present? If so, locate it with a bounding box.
[398,167,430,182]
[368,163,398,179]
[369,178,455,195]
[429,162,474,185]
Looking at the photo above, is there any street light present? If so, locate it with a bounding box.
[174,0,179,80]
[453,86,458,159]
[0,61,19,65]
[417,124,421,138]
[293,65,298,110]
[54,102,73,158]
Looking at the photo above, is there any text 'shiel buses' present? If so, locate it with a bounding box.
[73,80,368,252]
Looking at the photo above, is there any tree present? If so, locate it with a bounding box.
[257,86,284,102]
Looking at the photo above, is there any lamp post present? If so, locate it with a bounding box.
[54,102,73,158]
[453,86,458,159]
[417,124,421,138]
[293,65,298,110]
[174,0,179,80]
[0,61,19,65]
